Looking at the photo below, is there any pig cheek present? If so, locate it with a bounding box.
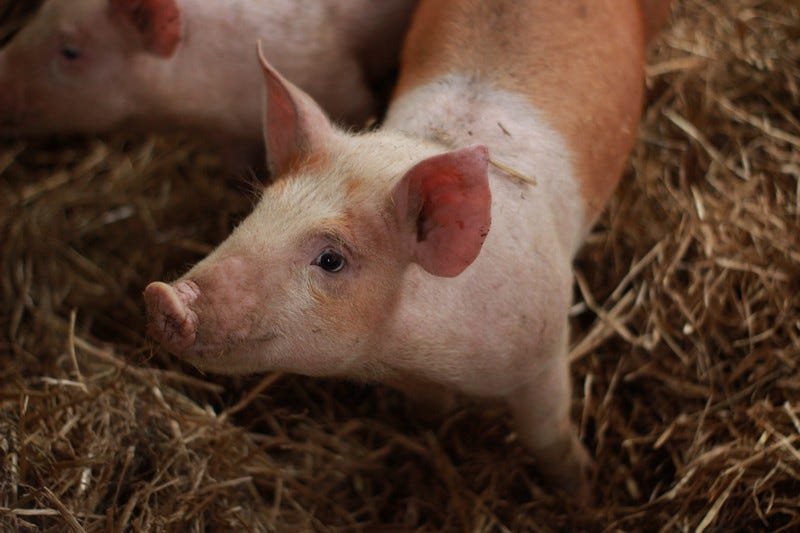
[190,257,293,353]
[276,272,357,370]
[312,270,396,352]
[214,275,321,374]
[194,286,264,346]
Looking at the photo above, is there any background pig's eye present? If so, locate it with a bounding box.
[314,249,346,273]
[60,45,81,60]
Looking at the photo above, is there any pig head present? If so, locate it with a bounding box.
[144,55,491,378]
[0,0,419,141]
[0,0,181,135]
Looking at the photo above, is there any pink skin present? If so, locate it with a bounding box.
[145,0,658,499]
[0,0,416,140]
[143,49,579,495]
[143,55,589,498]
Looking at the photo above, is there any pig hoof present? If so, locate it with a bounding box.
[560,447,596,506]
[144,281,199,353]
[535,438,596,506]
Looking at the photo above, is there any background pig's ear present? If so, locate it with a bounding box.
[109,0,181,57]
[258,43,337,177]
[393,145,492,277]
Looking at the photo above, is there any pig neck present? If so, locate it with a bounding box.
[382,0,646,227]
[384,74,586,255]
[371,78,580,394]
[371,0,646,388]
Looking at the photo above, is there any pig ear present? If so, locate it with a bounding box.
[109,0,182,57]
[257,43,338,177]
[393,145,492,277]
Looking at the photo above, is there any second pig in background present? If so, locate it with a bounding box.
[145,0,670,502]
[0,0,417,155]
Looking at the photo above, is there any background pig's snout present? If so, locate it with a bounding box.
[144,280,200,354]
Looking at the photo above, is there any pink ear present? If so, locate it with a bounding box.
[109,0,181,57]
[393,145,492,277]
[257,43,337,177]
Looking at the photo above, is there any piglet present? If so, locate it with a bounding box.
[145,0,670,500]
[0,0,416,147]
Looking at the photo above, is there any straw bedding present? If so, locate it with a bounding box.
[1,0,798,530]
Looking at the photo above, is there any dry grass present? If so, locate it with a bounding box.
[1,0,799,530]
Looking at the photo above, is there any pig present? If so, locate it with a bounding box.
[0,0,417,148]
[145,0,670,500]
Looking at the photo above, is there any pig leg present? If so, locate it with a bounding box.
[506,340,594,502]
[389,377,458,423]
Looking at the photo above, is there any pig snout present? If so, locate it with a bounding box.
[145,256,266,360]
[144,280,200,354]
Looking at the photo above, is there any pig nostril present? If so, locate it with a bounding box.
[144,281,199,352]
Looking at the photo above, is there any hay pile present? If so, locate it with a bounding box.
[1,0,798,530]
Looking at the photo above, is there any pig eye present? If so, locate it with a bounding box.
[60,45,81,61]
[314,249,346,273]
